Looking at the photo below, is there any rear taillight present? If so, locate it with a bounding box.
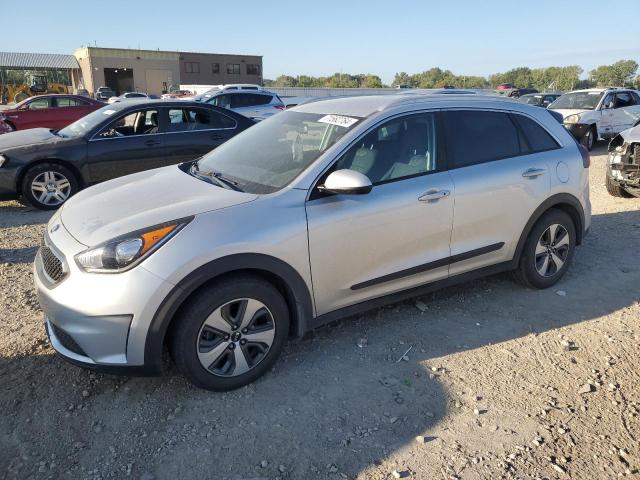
[274,105,285,110]
[577,143,590,168]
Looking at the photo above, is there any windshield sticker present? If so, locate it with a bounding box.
[103,109,117,115]
[318,114,358,128]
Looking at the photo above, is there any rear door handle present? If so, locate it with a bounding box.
[522,167,546,178]
[418,189,450,202]
[144,139,161,146]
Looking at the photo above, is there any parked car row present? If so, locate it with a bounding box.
[0,100,254,209]
[21,93,593,391]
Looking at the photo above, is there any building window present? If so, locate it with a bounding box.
[212,63,220,74]
[247,64,261,75]
[227,63,240,75]
[184,62,200,74]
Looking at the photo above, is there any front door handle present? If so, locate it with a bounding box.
[418,189,450,202]
[522,167,546,178]
[144,139,161,146]
[210,133,224,140]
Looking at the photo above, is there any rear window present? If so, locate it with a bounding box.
[443,110,520,168]
[511,114,559,153]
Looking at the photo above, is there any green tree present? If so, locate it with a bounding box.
[590,60,638,87]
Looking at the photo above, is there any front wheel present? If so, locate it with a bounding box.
[515,209,576,289]
[21,163,79,210]
[605,174,634,198]
[580,125,596,151]
[170,275,290,391]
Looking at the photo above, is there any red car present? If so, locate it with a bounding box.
[0,94,104,134]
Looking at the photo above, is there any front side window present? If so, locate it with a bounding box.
[207,94,231,109]
[27,98,51,110]
[444,110,520,168]
[334,113,438,184]
[194,111,362,194]
[614,92,634,108]
[168,108,236,131]
[96,109,160,138]
[227,63,240,75]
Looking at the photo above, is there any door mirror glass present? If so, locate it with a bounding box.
[319,169,372,195]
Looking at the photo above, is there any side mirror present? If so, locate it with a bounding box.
[318,169,372,195]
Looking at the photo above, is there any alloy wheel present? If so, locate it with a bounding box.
[534,223,570,278]
[30,171,71,206]
[196,298,276,377]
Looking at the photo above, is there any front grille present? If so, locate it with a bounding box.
[49,322,87,356]
[40,237,66,283]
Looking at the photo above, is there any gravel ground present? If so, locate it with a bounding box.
[1,144,639,480]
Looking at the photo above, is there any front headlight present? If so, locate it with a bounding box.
[563,114,581,124]
[74,217,192,273]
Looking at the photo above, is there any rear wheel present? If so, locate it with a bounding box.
[605,174,634,198]
[515,209,576,289]
[21,163,78,210]
[170,275,290,391]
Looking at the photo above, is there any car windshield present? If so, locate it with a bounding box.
[58,106,119,138]
[549,92,603,110]
[193,111,362,194]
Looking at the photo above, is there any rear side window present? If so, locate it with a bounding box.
[168,108,236,131]
[231,93,272,107]
[443,110,520,168]
[511,114,559,153]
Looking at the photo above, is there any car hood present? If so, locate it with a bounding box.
[0,128,68,150]
[618,124,640,143]
[60,165,258,246]
[550,108,590,119]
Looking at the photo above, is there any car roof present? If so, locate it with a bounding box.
[103,99,240,110]
[292,93,526,118]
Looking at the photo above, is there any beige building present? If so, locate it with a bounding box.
[74,47,180,96]
[74,47,263,97]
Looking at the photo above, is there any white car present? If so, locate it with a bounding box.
[108,92,149,104]
[549,88,640,150]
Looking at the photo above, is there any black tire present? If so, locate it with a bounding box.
[580,125,596,151]
[605,174,634,198]
[514,209,576,289]
[170,274,290,391]
[21,162,79,210]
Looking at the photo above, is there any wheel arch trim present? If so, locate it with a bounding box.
[142,253,314,372]
[16,158,84,194]
[514,193,586,265]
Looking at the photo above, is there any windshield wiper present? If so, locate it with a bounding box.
[190,163,242,192]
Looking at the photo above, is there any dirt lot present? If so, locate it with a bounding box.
[0,145,638,480]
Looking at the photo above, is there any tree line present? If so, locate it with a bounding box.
[264,59,639,91]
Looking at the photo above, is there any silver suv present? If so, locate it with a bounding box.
[35,95,591,390]
[194,88,285,121]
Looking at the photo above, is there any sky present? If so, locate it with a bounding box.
[1,0,638,84]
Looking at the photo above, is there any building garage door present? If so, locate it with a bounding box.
[145,69,173,95]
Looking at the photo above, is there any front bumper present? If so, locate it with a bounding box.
[34,220,176,374]
[564,123,590,141]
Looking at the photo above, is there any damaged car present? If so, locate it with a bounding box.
[607,125,640,198]
[549,88,640,151]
